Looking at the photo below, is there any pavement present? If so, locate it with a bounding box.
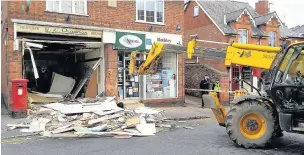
[151,95,222,119]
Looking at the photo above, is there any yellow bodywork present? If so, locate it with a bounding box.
[225,43,280,69]
[207,92,228,125]
[129,42,165,75]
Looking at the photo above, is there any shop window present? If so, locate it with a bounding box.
[136,0,164,24]
[269,31,276,46]
[238,29,248,44]
[146,53,177,99]
[117,52,143,100]
[193,6,199,17]
[46,0,87,15]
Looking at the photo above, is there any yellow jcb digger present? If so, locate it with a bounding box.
[187,38,304,148]
[128,39,303,149]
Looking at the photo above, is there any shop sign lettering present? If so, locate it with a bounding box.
[119,35,143,48]
[45,27,88,36]
[16,23,102,38]
[157,37,171,44]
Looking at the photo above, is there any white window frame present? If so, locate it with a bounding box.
[193,6,199,17]
[135,0,165,25]
[238,29,248,44]
[268,31,276,46]
[46,0,88,16]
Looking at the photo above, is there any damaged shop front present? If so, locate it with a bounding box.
[16,23,105,102]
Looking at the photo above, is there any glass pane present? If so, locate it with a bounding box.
[146,0,155,22]
[156,0,163,22]
[279,48,294,72]
[146,53,177,99]
[53,0,60,12]
[238,29,248,44]
[62,0,72,13]
[288,54,304,77]
[75,0,85,14]
[46,0,53,11]
[136,0,144,20]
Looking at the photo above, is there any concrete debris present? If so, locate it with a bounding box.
[7,96,195,140]
[136,123,156,135]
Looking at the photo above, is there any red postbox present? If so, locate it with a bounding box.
[11,79,29,118]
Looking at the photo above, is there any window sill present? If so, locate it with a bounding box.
[135,20,165,26]
[45,10,89,17]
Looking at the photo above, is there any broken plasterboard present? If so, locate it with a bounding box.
[48,72,76,96]
[88,113,122,125]
[136,123,156,135]
[20,118,51,133]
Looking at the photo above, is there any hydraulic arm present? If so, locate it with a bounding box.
[187,39,281,70]
[129,42,185,75]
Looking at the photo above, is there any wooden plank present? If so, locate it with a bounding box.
[88,113,122,125]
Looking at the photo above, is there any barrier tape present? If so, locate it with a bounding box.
[185,88,257,95]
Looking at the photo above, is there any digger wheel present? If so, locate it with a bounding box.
[225,100,275,148]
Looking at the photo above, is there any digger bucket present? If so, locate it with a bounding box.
[203,92,227,127]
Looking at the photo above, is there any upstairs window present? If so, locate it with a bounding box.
[46,0,87,15]
[238,29,248,44]
[269,31,277,46]
[193,6,199,17]
[136,0,164,24]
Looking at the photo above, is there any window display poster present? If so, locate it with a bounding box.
[162,70,168,87]
[162,70,175,87]
[152,73,161,80]
[167,70,176,98]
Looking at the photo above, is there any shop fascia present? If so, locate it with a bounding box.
[103,30,182,50]
[145,33,182,50]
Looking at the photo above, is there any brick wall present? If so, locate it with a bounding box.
[184,1,227,49]
[7,1,183,36]
[219,75,230,104]
[199,58,227,73]
[104,44,118,97]
[1,1,9,106]
[185,64,229,102]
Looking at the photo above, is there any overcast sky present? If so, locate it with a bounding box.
[239,0,304,28]
[186,0,304,28]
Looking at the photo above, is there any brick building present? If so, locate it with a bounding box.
[184,0,300,102]
[1,0,185,110]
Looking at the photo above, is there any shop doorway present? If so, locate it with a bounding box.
[117,51,145,100]
[231,65,240,91]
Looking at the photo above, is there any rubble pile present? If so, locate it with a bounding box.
[7,97,193,139]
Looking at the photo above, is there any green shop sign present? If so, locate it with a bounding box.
[114,32,146,51]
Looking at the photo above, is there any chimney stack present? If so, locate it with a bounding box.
[255,0,269,15]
